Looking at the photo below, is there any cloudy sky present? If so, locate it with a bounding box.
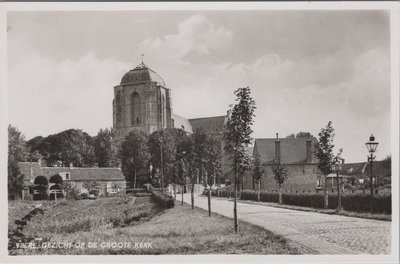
[7,10,391,162]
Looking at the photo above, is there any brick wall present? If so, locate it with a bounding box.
[243,164,322,193]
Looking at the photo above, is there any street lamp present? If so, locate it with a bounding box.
[365,134,378,213]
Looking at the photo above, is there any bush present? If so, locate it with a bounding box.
[260,192,279,203]
[241,190,392,214]
[240,190,258,201]
[282,193,325,208]
[151,191,174,209]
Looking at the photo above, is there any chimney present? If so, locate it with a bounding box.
[69,162,73,168]
[37,158,41,166]
[275,133,281,162]
[306,133,312,163]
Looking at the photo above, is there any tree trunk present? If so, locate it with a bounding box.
[181,184,184,205]
[173,184,176,199]
[133,168,137,189]
[279,184,282,204]
[191,182,194,210]
[323,174,328,209]
[208,185,211,217]
[336,171,342,211]
[234,165,238,233]
[252,174,255,190]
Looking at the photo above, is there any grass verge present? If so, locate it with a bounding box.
[11,198,300,255]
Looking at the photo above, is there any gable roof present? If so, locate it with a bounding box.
[17,162,125,183]
[188,116,226,133]
[42,167,125,181]
[254,137,317,164]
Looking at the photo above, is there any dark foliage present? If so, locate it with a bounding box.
[151,191,175,209]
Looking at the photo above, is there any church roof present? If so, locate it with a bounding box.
[172,113,193,133]
[120,63,166,87]
[188,116,226,133]
[254,137,317,164]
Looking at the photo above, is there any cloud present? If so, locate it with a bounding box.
[8,52,130,138]
[140,14,233,61]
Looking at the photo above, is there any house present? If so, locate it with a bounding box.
[243,134,323,193]
[18,161,126,200]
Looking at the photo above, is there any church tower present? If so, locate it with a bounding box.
[113,62,173,139]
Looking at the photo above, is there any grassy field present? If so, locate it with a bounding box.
[9,195,299,255]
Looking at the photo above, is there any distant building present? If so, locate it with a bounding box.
[112,61,227,138]
[18,161,126,200]
[112,62,228,189]
[243,135,323,192]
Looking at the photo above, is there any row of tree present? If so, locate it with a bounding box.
[7,123,223,200]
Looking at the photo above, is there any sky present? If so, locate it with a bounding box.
[7,10,391,163]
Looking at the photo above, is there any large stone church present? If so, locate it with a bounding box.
[112,62,226,138]
[112,61,324,193]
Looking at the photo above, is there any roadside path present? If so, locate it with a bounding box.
[181,194,391,254]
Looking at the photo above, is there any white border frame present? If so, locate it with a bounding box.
[0,2,398,263]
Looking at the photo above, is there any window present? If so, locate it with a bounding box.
[65,173,70,180]
[161,94,166,127]
[131,93,141,125]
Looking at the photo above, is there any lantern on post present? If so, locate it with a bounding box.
[365,134,379,213]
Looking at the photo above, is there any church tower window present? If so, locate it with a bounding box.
[162,94,166,127]
[131,93,141,125]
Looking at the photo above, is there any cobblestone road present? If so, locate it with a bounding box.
[182,194,391,255]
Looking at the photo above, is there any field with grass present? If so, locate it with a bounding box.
[9,195,299,255]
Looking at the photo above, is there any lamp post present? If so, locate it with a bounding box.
[365,134,379,213]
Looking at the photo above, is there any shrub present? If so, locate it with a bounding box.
[250,191,392,214]
[260,191,279,203]
[282,193,325,208]
[63,182,80,200]
[151,191,174,209]
[240,190,258,201]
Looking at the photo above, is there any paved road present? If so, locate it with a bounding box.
[181,194,391,255]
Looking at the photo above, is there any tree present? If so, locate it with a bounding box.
[223,87,256,233]
[171,129,191,204]
[36,129,95,167]
[120,130,150,189]
[148,129,177,190]
[8,125,28,200]
[286,131,317,140]
[93,128,119,167]
[272,159,288,204]
[204,133,222,217]
[314,121,342,209]
[252,153,263,190]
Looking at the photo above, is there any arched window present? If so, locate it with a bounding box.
[131,93,141,125]
[161,94,166,127]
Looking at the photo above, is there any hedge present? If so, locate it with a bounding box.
[239,190,391,214]
[151,191,175,209]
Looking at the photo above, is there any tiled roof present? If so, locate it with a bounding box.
[172,113,193,133]
[17,162,125,182]
[120,63,166,86]
[189,116,226,133]
[42,167,125,181]
[254,137,317,164]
